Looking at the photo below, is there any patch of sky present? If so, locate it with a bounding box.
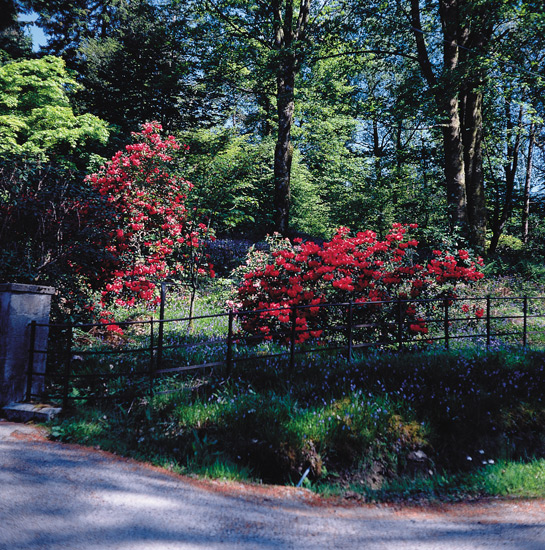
[18,12,47,52]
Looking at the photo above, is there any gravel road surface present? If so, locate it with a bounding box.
[1,420,544,550]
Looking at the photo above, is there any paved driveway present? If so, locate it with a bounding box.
[1,421,544,550]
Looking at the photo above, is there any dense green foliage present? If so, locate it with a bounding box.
[0,54,109,308]
[2,0,544,249]
[0,56,108,157]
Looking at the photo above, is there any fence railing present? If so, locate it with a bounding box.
[26,295,545,407]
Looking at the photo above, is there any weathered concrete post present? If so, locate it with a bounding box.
[0,283,55,406]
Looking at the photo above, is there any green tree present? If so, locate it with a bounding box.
[78,0,193,136]
[20,0,545,251]
[31,0,110,69]
[406,0,545,252]
[193,0,359,235]
[32,0,217,138]
[179,128,274,236]
[0,55,108,158]
[178,127,330,239]
[0,0,32,59]
[0,55,108,305]
[482,3,545,252]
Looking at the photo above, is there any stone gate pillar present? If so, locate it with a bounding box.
[0,283,55,406]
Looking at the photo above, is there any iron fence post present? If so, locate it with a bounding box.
[523,295,528,347]
[149,317,155,391]
[443,298,449,350]
[346,301,353,363]
[289,305,297,376]
[63,326,73,410]
[226,310,234,376]
[486,295,491,349]
[396,297,403,351]
[157,282,167,371]
[25,320,37,402]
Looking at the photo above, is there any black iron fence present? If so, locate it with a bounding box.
[26,295,545,407]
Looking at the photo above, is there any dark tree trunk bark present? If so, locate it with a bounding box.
[373,118,383,186]
[489,102,523,253]
[522,122,535,244]
[441,94,468,229]
[271,0,310,235]
[439,0,470,231]
[274,57,295,235]
[411,0,468,232]
[411,0,490,252]
[393,121,403,204]
[461,88,486,251]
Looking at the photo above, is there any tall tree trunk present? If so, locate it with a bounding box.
[393,121,403,204]
[411,0,468,232]
[373,118,383,186]
[439,0,470,232]
[272,0,310,235]
[461,88,486,251]
[274,54,295,235]
[411,0,491,252]
[522,122,535,244]
[441,94,469,230]
[489,102,523,253]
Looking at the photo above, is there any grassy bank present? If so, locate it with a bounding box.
[49,346,545,502]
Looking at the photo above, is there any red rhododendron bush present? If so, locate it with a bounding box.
[81,122,213,326]
[235,224,484,345]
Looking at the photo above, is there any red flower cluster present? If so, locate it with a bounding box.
[82,122,213,330]
[236,224,484,344]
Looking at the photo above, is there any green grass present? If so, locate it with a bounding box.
[47,344,545,503]
[474,459,545,498]
[309,459,545,502]
[192,459,254,482]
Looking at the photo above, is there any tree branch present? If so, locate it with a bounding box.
[312,49,420,63]
[294,0,311,40]
[205,0,273,50]
[409,0,437,88]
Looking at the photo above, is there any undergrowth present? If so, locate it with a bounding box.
[48,346,545,503]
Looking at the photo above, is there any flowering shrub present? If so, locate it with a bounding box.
[82,122,214,326]
[235,224,484,344]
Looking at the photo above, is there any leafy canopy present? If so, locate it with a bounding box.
[0,55,108,158]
